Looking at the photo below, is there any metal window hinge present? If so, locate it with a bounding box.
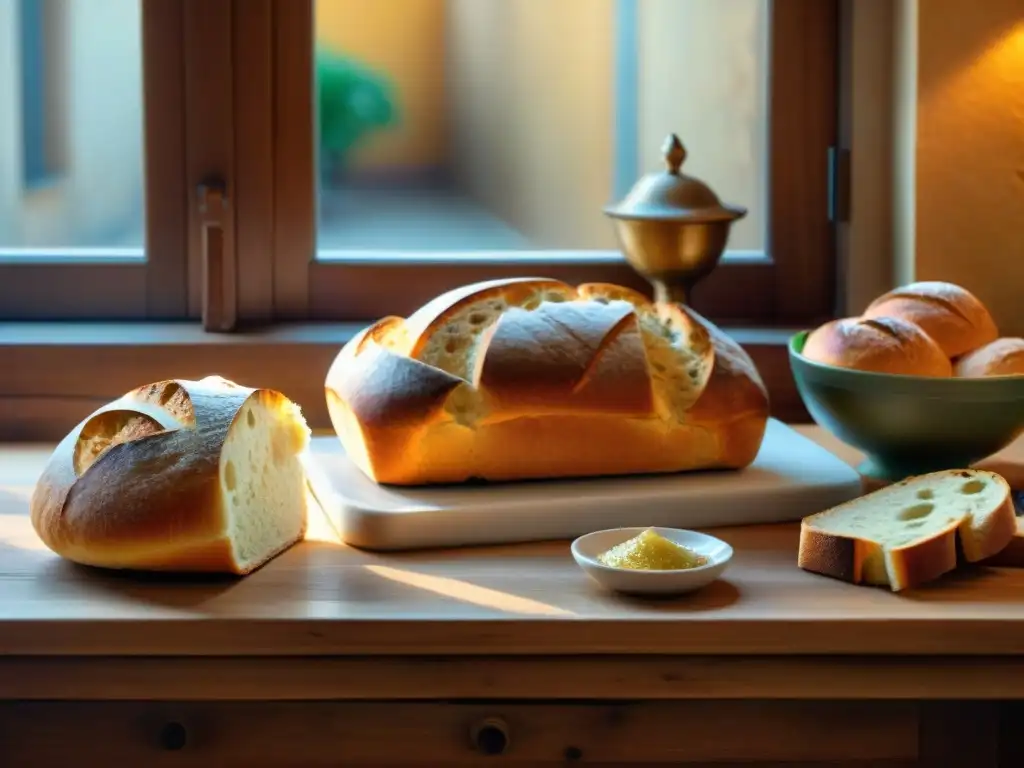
[827,146,851,224]
[197,177,237,332]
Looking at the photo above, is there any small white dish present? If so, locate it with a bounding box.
[571,527,733,596]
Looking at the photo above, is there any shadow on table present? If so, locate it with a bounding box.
[39,557,242,609]
[898,565,1024,603]
[598,578,742,611]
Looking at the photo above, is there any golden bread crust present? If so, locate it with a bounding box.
[863,281,998,358]
[474,300,654,416]
[683,305,769,467]
[954,337,1024,377]
[325,278,770,485]
[404,277,576,359]
[802,316,952,376]
[30,377,310,574]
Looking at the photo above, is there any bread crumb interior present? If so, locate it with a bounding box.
[221,397,310,571]
[412,285,711,427]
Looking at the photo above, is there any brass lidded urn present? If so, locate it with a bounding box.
[604,134,747,305]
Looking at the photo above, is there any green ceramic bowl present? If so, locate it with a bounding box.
[789,331,1024,481]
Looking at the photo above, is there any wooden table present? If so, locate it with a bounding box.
[1,427,1022,766]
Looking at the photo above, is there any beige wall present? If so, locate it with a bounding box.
[446,0,616,249]
[892,0,1024,334]
[315,0,447,171]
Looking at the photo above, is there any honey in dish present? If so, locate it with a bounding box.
[597,528,708,571]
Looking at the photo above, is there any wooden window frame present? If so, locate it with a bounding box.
[261,0,840,326]
[0,0,840,325]
[0,0,187,321]
[0,0,872,441]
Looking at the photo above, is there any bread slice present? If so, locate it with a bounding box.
[798,469,1016,591]
[31,376,312,574]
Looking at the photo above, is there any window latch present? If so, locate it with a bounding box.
[197,177,237,332]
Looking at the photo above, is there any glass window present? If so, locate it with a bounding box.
[0,0,186,321]
[313,0,770,259]
[290,0,836,324]
[3,0,144,255]
[634,0,768,256]
[311,0,770,259]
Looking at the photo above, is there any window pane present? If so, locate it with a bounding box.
[313,0,767,257]
[0,0,144,256]
[636,0,768,255]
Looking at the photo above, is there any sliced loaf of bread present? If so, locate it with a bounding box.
[798,470,1016,591]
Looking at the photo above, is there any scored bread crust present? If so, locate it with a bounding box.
[325,278,769,485]
[954,337,1024,378]
[30,376,311,574]
[798,469,1017,591]
[801,316,953,377]
[863,281,999,359]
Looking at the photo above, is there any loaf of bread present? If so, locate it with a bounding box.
[801,316,952,376]
[325,278,770,485]
[798,469,1016,591]
[863,281,998,359]
[30,376,312,574]
[954,337,1024,378]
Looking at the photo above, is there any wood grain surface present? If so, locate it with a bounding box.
[0,700,920,766]
[0,427,1021,767]
[1,428,1023,660]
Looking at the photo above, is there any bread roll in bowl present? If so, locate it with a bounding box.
[863,281,998,358]
[802,316,952,377]
[955,337,1024,378]
[325,278,770,485]
[30,376,312,574]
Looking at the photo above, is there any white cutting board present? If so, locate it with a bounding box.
[305,419,863,551]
